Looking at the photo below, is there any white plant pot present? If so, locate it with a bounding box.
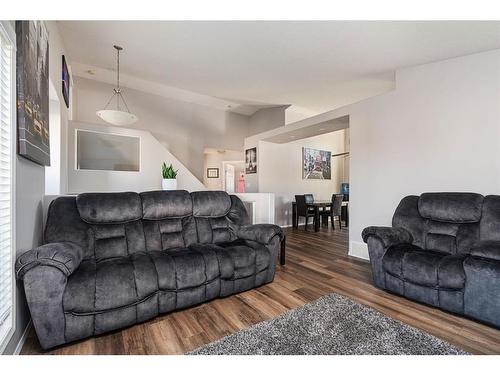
[162,178,177,190]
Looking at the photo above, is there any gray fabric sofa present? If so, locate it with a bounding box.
[15,190,283,349]
[362,192,500,328]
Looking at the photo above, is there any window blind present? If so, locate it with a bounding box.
[0,26,13,347]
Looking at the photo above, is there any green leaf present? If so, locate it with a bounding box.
[161,162,178,179]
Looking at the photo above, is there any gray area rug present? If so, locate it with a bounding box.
[188,293,468,355]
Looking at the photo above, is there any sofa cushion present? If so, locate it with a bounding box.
[425,232,457,254]
[88,220,146,261]
[44,197,90,257]
[64,253,158,314]
[140,190,192,220]
[470,240,500,261]
[421,220,480,255]
[142,216,198,251]
[438,255,466,289]
[190,240,271,281]
[383,244,465,289]
[168,247,220,289]
[192,191,231,217]
[402,250,446,286]
[479,195,500,241]
[64,248,221,314]
[76,192,142,224]
[217,239,271,279]
[418,192,483,223]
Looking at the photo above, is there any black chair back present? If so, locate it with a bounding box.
[295,195,309,216]
[304,194,314,204]
[331,194,344,216]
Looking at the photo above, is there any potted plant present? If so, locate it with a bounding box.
[161,162,178,190]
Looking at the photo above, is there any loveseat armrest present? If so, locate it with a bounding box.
[470,240,500,261]
[362,226,413,248]
[15,242,83,279]
[237,224,284,245]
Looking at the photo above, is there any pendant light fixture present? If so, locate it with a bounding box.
[96,45,138,126]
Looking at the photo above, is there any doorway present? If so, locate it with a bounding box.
[222,160,245,193]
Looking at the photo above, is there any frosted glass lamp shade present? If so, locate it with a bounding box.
[96,109,138,126]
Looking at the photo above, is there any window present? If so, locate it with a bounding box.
[0,22,15,351]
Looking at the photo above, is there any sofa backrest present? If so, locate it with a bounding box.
[479,195,500,241]
[44,190,249,261]
[140,190,198,251]
[392,192,484,255]
[191,191,249,244]
[76,192,147,261]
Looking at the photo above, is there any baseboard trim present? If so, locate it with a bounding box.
[349,241,369,260]
[13,320,31,355]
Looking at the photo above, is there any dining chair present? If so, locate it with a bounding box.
[304,194,314,204]
[322,194,344,229]
[303,194,316,215]
[295,195,316,231]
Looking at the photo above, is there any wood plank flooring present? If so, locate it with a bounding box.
[21,225,500,354]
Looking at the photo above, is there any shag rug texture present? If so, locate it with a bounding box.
[188,293,468,355]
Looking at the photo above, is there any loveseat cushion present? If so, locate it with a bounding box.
[438,255,466,289]
[383,244,465,289]
[470,240,500,261]
[418,192,483,223]
[76,192,142,224]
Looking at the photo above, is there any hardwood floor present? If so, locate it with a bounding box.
[21,225,500,355]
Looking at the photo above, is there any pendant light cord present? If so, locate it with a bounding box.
[116,46,120,90]
[101,45,131,113]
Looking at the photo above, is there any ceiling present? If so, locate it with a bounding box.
[264,116,349,143]
[58,21,500,117]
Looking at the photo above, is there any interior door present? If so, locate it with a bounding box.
[225,164,235,193]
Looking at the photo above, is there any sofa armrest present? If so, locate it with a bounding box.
[362,226,413,248]
[237,224,284,245]
[15,242,83,279]
[470,240,500,261]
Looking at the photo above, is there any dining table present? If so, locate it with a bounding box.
[292,200,349,232]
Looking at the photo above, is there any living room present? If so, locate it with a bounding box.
[1,0,500,372]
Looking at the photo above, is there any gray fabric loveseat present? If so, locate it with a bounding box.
[362,192,500,328]
[15,190,283,349]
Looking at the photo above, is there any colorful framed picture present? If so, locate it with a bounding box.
[62,55,70,108]
[245,147,257,174]
[302,147,332,180]
[207,168,219,178]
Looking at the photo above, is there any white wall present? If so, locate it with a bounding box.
[73,77,250,182]
[248,106,287,136]
[45,99,61,194]
[235,193,275,224]
[241,49,500,260]
[347,49,500,258]
[67,121,205,193]
[5,21,72,354]
[258,130,347,226]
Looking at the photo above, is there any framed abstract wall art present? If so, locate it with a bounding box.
[16,20,50,166]
[302,147,331,180]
